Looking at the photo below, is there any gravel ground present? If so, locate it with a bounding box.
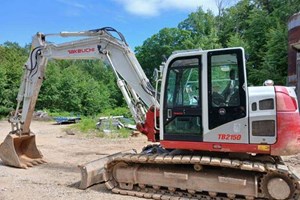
[0,120,148,200]
[0,120,300,200]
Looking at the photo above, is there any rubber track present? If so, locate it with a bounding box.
[103,153,300,200]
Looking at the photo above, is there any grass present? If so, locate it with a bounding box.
[72,117,96,132]
[42,107,134,138]
[100,107,132,118]
[117,128,132,138]
[68,115,132,138]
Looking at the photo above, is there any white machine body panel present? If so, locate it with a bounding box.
[248,86,277,144]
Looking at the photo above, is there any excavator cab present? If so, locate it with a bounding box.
[0,133,44,168]
[161,48,248,147]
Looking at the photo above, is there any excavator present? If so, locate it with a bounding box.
[0,27,300,200]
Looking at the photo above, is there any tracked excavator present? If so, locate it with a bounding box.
[0,27,300,200]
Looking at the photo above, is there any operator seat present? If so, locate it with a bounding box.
[222,69,239,106]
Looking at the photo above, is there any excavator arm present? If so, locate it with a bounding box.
[0,27,159,169]
[10,33,47,135]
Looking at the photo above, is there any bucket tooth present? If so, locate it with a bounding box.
[0,133,44,168]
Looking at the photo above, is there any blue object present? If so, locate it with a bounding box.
[53,116,81,124]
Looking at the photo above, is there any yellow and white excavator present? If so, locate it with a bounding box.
[1,27,300,200]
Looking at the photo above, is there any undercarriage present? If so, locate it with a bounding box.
[98,147,300,200]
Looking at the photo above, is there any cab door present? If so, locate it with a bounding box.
[206,48,248,143]
[163,56,202,141]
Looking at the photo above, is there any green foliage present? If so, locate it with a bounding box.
[135,1,300,86]
[0,42,27,115]
[72,117,98,133]
[178,8,221,49]
[219,0,300,85]
[227,33,250,52]
[218,0,254,46]
[0,66,8,114]
[135,28,193,78]
[69,115,131,138]
[101,107,132,119]
[0,44,124,117]
[1,1,300,119]
[37,60,122,116]
[248,22,288,85]
[45,109,75,117]
[117,128,131,138]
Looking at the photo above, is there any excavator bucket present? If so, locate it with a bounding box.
[0,134,45,168]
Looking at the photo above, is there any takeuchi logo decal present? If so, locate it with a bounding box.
[68,48,95,54]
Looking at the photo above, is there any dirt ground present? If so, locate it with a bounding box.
[1,120,300,200]
[0,120,149,200]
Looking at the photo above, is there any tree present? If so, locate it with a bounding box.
[217,0,254,47]
[178,7,221,49]
[2,0,300,117]
[218,0,300,85]
[0,43,123,117]
[135,28,192,78]
[0,65,8,114]
[0,42,27,115]
[248,22,288,85]
[38,60,118,115]
[38,62,62,110]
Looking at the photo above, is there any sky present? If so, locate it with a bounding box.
[0,0,225,49]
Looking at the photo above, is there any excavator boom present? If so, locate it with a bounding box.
[0,27,159,170]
